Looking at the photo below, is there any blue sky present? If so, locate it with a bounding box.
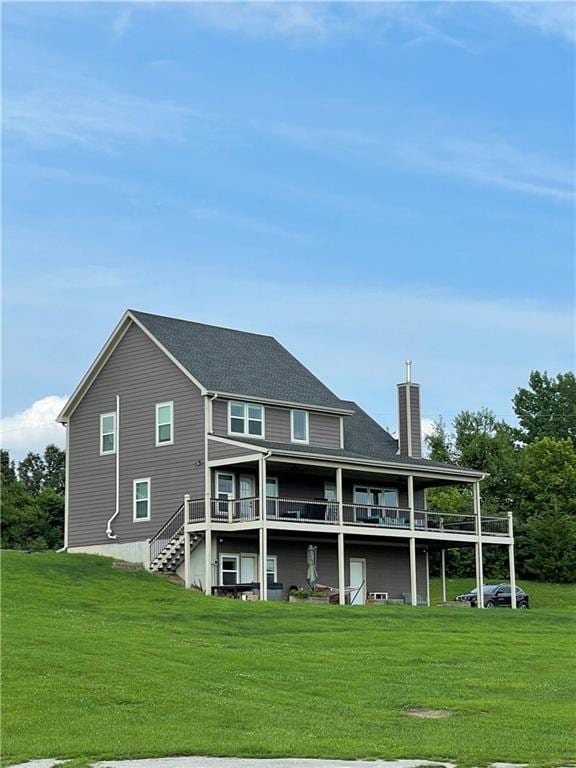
[2,1,574,457]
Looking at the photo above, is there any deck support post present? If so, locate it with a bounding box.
[336,467,345,605]
[425,549,430,606]
[440,548,447,603]
[408,475,417,606]
[409,538,417,606]
[337,532,345,606]
[473,481,484,608]
[259,455,268,601]
[184,495,191,589]
[204,527,213,596]
[508,512,517,609]
[259,527,268,601]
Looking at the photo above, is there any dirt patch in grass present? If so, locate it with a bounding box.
[403,707,453,719]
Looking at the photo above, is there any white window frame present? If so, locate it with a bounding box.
[155,401,174,447]
[290,409,309,444]
[99,412,117,456]
[266,555,278,583]
[133,478,151,522]
[227,401,264,438]
[219,553,240,585]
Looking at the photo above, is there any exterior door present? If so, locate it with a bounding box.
[240,554,257,583]
[239,475,256,519]
[266,477,278,519]
[349,559,366,605]
[216,473,235,519]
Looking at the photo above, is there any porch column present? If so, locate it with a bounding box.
[509,511,517,609]
[440,549,447,603]
[204,527,213,595]
[259,527,268,601]
[336,467,345,605]
[408,475,417,606]
[184,495,191,589]
[409,538,417,606]
[473,482,484,608]
[337,533,345,606]
[425,550,430,606]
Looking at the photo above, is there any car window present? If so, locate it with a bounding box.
[499,586,511,594]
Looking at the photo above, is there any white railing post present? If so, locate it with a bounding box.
[336,467,343,526]
[259,456,268,600]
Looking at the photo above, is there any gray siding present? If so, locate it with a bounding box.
[309,412,341,449]
[216,535,427,599]
[397,383,422,458]
[212,398,340,449]
[68,322,206,547]
[208,439,259,462]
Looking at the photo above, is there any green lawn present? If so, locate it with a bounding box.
[2,551,575,768]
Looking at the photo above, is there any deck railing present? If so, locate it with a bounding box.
[183,497,509,537]
[210,497,260,523]
[149,503,185,562]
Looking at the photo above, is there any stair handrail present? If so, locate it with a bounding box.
[149,502,185,563]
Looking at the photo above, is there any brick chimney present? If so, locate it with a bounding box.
[397,360,422,458]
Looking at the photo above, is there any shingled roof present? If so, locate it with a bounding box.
[130,310,349,411]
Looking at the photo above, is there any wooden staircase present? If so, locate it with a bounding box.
[149,504,185,574]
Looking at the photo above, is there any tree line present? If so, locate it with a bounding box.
[1,370,574,582]
[426,371,576,583]
[1,445,65,550]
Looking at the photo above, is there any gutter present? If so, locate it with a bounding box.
[106,394,120,539]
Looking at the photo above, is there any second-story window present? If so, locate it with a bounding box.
[155,402,174,446]
[100,412,116,455]
[291,409,309,443]
[228,401,264,437]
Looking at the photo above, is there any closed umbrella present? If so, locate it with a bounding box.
[306,545,318,591]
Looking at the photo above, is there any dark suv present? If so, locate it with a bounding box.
[456,583,529,609]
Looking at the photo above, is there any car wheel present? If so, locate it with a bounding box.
[518,602,528,609]
[485,600,495,608]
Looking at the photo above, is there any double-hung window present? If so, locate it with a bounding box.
[266,555,278,584]
[133,478,151,521]
[228,401,264,438]
[155,401,174,446]
[100,413,116,455]
[291,409,309,443]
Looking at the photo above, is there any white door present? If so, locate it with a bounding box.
[349,559,366,605]
[240,554,257,583]
[216,473,235,519]
[239,475,256,519]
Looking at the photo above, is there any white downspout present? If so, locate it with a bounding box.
[106,394,120,539]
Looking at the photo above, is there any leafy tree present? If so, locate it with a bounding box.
[516,438,576,522]
[513,371,576,446]
[43,444,65,495]
[518,514,576,583]
[0,482,64,551]
[1,450,17,486]
[17,452,46,495]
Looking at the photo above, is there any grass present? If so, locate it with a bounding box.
[2,551,575,768]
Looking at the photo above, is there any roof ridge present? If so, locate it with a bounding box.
[129,309,276,340]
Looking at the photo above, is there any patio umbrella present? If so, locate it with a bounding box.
[306,545,318,591]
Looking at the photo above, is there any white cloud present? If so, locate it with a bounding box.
[112,8,132,41]
[497,2,576,43]
[1,396,67,459]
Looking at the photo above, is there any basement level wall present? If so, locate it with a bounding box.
[216,535,427,600]
[68,322,205,547]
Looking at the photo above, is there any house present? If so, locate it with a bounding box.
[56,310,517,607]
